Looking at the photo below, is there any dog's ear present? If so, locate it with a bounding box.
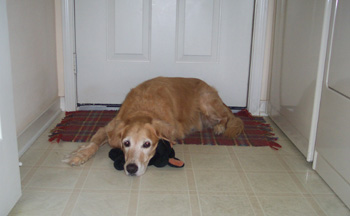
[151,119,175,142]
[106,119,125,148]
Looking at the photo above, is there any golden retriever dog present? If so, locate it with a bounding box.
[64,77,243,176]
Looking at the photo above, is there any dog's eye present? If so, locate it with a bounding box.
[142,141,151,148]
[123,140,130,147]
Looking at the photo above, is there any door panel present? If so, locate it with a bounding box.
[108,0,151,61]
[76,0,254,106]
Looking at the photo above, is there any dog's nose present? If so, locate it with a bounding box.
[126,163,138,175]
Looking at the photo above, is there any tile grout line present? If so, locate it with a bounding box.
[186,151,203,216]
[275,154,327,216]
[127,176,141,216]
[227,146,265,215]
[21,144,55,188]
[60,155,94,216]
[184,150,195,216]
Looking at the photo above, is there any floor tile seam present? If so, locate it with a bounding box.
[131,175,141,191]
[20,166,37,189]
[184,165,196,192]
[276,153,311,194]
[310,192,350,215]
[233,130,265,216]
[197,192,255,197]
[78,188,132,193]
[276,156,328,215]
[226,146,244,173]
[187,168,238,172]
[23,187,73,193]
[253,193,312,197]
[127,189,248,195]
[127,189,139,216]
[136,190,193,195]
[303,195,328,216]
[256,195,318,216]
[187,187,195,216]
[20,146,55,187]
[253,194,322,216]
[233,151,280,156]
[242,170,290,174]
[185,151,204,216]
[247,195,266,216]
[76,158,95,191]
[62,142,93,211]
[60,157,95,215]
[289,170,336,196]
[230,146,265,215]
[60,189,82,216]
[312,193,345,197]
[190,168,244,174]
[233,147,307,197]
[188,193,201,216]
[133,186,141,216]
[35,165,85,170]
[188,152,203,216]
[276,151,302,156]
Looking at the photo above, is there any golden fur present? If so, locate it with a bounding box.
[64,77,243,176]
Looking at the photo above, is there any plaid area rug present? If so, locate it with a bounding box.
[49,109,281,150]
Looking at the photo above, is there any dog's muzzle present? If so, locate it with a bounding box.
[126,163,138,175]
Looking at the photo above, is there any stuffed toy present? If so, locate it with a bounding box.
[108,139,184,171]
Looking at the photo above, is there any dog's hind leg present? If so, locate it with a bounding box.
[199,91,243,138]
[63,127,108,166]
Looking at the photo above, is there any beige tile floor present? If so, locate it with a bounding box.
[10,113,350,216]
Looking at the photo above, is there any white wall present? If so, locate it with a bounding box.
[7,0,59,135]
[55,0,65,97]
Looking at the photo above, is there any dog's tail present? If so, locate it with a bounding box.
[223,107,244,138]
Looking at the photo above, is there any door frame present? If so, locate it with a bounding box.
[62,0,269,115]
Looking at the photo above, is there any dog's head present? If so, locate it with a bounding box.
[107,116,173,176]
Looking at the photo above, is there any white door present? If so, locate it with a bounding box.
[314,0,350,208]
[0,0,22,214]
[75,0,254,107]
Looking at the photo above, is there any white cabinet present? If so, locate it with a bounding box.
[314,0,350,209]
[268,0,330,161]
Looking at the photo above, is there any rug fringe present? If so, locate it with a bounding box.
[48,134,63,143]
[236,109,280,150]
[268,141,282,150]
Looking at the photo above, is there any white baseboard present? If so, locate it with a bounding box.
[315,152,350,209]
[259,100,268,116]
[60,96,66,111]
[17,98,62,157]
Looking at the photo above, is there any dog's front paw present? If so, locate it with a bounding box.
[62,153,87,166]
[62,143,98,166]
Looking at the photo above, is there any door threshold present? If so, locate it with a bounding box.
[77,103,121,111]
